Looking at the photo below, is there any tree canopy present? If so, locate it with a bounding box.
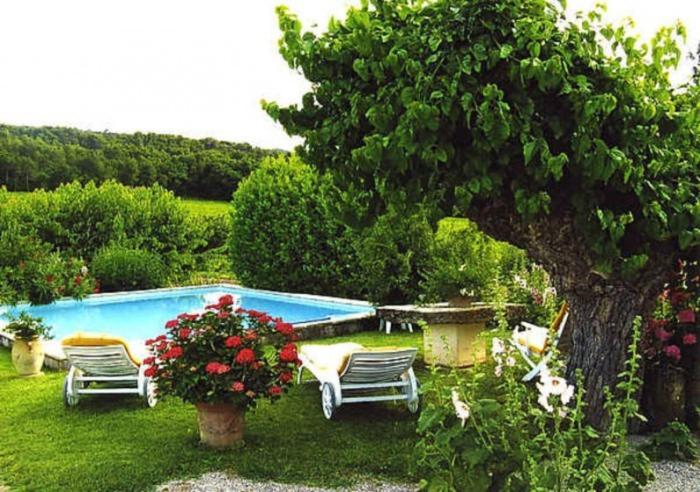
[265,0,699,283]
[0,124,282,199]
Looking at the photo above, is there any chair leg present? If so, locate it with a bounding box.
[408,323,414,333]
[379,318,385,332]
[385,321,392,334]
[296,364,305,384]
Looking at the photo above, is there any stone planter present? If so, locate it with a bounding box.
[195,402,245,449]
[11,338,45,376]
[447,295,476,308]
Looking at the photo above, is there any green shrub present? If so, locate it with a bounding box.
[229,155,357,296]
[352,207,433,304]
[420,218,504,302]
[91,245,167,292]
[641,421,700,462]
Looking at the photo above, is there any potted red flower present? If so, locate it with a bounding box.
[144,294,299,449]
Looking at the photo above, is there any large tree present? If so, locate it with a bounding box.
[265,0,700,426]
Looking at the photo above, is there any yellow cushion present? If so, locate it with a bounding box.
[61,332,141,366]
[300,342,364,373]
[515,327,549,355]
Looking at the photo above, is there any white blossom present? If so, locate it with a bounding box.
[451,389,471,426]
[537,393,554,413]
[494,365,503,377]
[491,337,505,357]
[505,356,516,367]
[80,266,89,276]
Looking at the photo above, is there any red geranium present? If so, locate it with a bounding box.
[216,311,230,319]
[231,381,245,392]
[235,348,256,365]
[268,386,283,396]
[225,336,242,348]
[165,319,179,329]
[275,321,294,337]
[205,362,231,375]
[279,343,298,363]
[218,294,235,306]
[663,345,681,362]
[163,346,183,360]
[245,330,258,341]
[144,366,158,377]
[143,356,155,365]
[683,333,697,346]
[179,328,192,338]
[279,371,293,383]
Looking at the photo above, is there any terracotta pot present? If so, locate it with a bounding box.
[195,402,245,449]
[11,338,45,376]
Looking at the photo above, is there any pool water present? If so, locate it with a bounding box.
[1,285,372,342]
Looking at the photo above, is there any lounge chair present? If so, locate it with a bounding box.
[297,342,420,419]
[61,332,157,408]
[511,303,569,382]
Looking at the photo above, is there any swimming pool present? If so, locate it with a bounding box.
[0,285,374,343]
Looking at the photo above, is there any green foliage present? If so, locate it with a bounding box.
[414,317,653,491]
[3,312,52,340]
[353,206,433,303]
[421,218,511,302]
[0,124,281,200]
[267,0,700,282]
[641,421,700,461]
[229,155,357,297]
[90,245,167,292]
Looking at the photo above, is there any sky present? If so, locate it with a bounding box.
[0,0,697,151]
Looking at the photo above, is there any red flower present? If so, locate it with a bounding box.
[225,336,242,348]
[218,294,235,307]
[654,327,672,342]
[678,309,696,324]
[145,338,155,346]
[144,366,158,377]
[279,343,298,363]
[205,362,231,374]
[178,328,192,338]
[155,341,168,351]
[663,345,682,362]
[683,333,697,346]
[142,357,155,365]
[268,386,283,396]
[165,320,179,329]
[156,335,167,341]
[74,275,82,286]
[235,348,256,365]
[216,311,230,319]
[163,346,183,359]
[245,330,258,341]
[275,321,294,337]
[279,371,293,383]
[231,381,245,392]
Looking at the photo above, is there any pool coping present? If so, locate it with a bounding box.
[0,283,377,370]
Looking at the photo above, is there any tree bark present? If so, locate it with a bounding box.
[564,287,647,428]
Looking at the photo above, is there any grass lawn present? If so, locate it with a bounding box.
[0,331,426,492]
[181,198,231,217]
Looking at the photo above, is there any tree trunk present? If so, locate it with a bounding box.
[564,287,648,429]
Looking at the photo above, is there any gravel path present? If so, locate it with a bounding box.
[158,462,700,492]
[645,460,700,492]
[157,473,416,492]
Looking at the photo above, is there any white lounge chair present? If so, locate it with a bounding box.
[297,342,420,419]
[61,333,157,408]
[511,303,569,382]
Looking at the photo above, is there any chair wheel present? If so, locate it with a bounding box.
[321,383,336,420]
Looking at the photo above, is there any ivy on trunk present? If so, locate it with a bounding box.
[264,0,700,427]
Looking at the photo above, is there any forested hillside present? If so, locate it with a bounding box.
[0,125,283,199]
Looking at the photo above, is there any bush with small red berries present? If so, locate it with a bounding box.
[145,294,298,408]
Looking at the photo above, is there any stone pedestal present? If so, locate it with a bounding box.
[376,303,524,368]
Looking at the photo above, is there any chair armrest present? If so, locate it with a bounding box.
[520,321,545,331]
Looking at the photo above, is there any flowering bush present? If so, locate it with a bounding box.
[642,259,699,368]
[414,317,652,491]
[145,294,298,408]
[505,262,559,326]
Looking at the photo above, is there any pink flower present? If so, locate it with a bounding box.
[654,327,672,342]
[231,381,245,392]
[682,333,697,346]
[678,309,696,324]
[663,345,682,362]
[205,362,231,374]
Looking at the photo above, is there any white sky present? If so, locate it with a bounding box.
[0,0,697,151]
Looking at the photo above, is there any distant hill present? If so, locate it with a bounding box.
[0,124,285,200]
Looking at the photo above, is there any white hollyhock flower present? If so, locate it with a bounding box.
[80,266,88,276]
[505,356,516,367]
[451,389,471,426]
[494,365,503,377]
[491,338,505,357]
[537,393,554,413]
[560,382,575,405]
